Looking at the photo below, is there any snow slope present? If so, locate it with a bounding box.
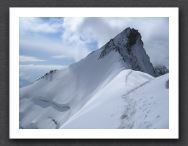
[61,72,169,129]
[19,49,125,129]
[19,28,166,129]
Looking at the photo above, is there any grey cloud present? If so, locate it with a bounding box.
[76,17,169,67]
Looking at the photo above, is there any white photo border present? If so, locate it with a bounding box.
[9,7,179,139]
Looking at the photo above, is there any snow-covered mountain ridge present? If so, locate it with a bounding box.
[19,27,168,129]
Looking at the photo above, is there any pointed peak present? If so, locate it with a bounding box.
[122,27,141,40]
[99,27,141,58]
[123,27,131,32]
[98,27,155,76]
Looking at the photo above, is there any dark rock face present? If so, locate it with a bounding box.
[37,69,57,81]
[126,28,140,54]
[154,65,169,77]
[166,79,169,89]
[99,27,155,76]
[99,39,116,58]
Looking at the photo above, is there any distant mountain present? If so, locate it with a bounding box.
[19,28,168,129]
[19,78,31,88]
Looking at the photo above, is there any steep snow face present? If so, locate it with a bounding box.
[61,72,169,129]
[20,49,125,129]
[19,27,156,129]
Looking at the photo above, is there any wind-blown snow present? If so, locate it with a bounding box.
[19,28,168,129]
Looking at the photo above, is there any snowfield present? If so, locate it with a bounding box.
[19,28,169,129]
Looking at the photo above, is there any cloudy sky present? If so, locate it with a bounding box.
[19,17,169,83]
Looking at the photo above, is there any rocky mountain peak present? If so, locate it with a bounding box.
[99,27,155,76]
